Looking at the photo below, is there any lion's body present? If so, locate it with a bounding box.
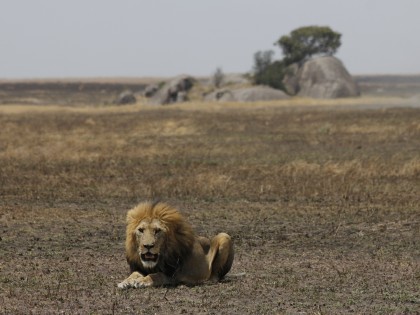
[118,202,234,289]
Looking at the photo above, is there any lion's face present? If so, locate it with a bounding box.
[134,218,168,269]
[125,202,196,274]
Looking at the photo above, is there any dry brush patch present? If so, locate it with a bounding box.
[0,104,419,314]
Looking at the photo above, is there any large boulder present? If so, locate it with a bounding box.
[148,75,195,105]
[115,90,136,105]
[143,83,160,97]
[283,56,360,99]
[203,89,235,102]
[204,85,290,102]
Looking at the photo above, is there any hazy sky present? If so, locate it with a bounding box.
[1,0,419,78]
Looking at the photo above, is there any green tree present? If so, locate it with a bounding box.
[252,50,286,90]
[252,50,274,77]
[276,26,341,65]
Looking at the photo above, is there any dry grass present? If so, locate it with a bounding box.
[0,100,419,314]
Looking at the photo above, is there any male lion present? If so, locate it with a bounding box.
[118,201,234,289]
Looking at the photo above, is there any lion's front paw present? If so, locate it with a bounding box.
[132,279,152,288]
[117,280,131,289]
[117,275,152,289]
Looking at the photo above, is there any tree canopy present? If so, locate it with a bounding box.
[276,26,341,65]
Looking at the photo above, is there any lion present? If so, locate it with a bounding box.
[117,201,234,289]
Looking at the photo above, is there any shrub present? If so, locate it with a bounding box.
[253,59,286,90]
[212,67,225,88]
[252,51,286,90]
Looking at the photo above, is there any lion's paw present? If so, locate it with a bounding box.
[132,279,152,288]
[117,281,130,289]
[117,276,152,289]
[117,278,137,289]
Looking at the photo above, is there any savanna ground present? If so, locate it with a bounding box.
[0,80,419,314]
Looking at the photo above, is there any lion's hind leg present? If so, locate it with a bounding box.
[207,233,234,281]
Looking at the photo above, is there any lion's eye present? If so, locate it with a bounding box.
[138,228,144,233]
[154,228,162,234]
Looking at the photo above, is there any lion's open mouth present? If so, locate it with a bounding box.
[141,253,159,262]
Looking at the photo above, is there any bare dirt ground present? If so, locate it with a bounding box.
[0,85,419,314]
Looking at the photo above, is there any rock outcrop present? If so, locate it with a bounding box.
[143,84,160,97]
[283,56,360,98]
[115,90,136,105]
[204,85,290,102]
[148,75,195,105]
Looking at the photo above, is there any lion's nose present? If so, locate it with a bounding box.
[143,244,154,250]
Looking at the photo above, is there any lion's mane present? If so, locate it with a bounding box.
[125,201,195,276]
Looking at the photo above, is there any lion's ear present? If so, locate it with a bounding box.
[126,206,139,224]
[126,213,134,224]
[125,210,139,237]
